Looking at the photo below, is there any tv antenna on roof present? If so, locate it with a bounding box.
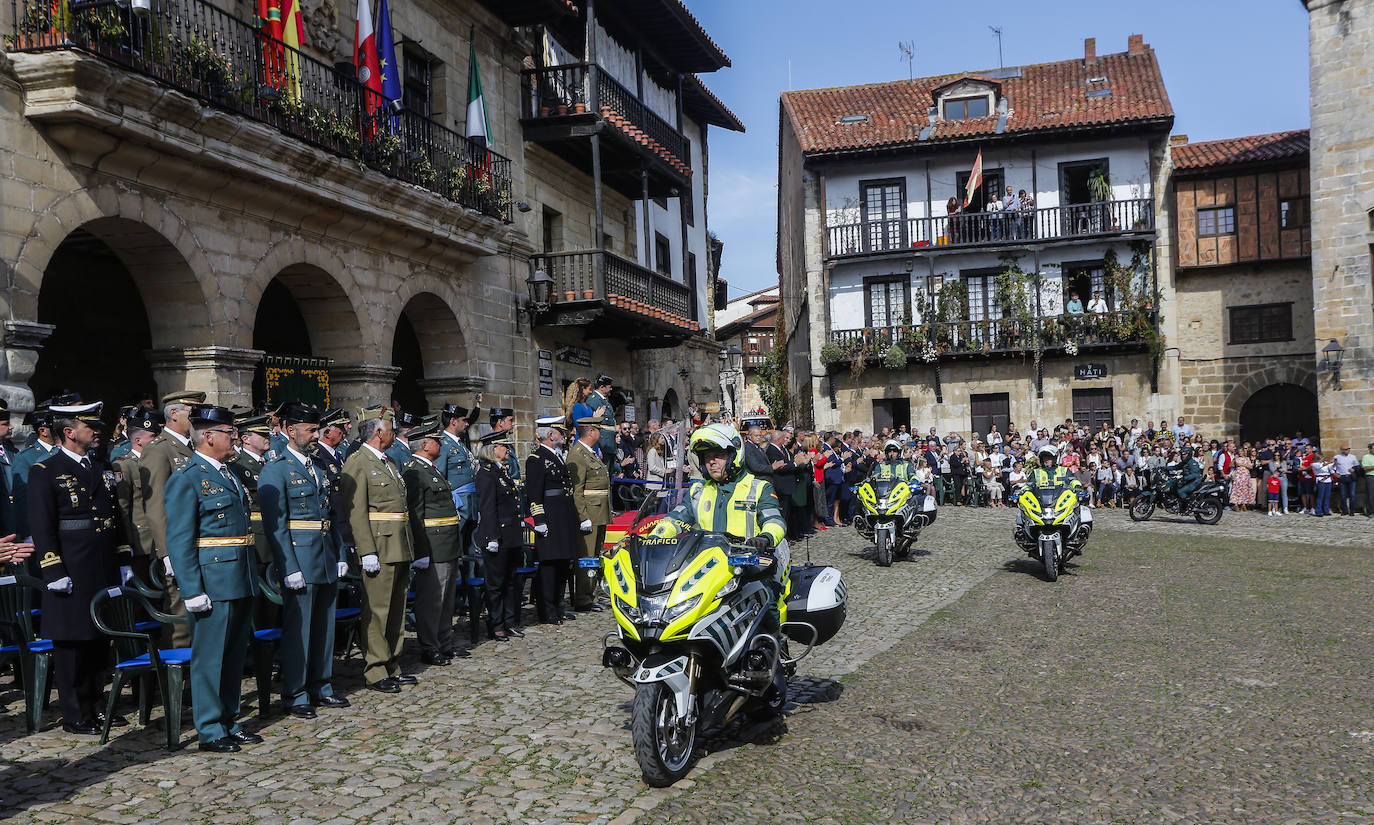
[898,40,914,79]
[989,26,1004,68]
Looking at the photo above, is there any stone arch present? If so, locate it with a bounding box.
[1222,360,1318,438]
[247,239,370,363]
[661,387,681,420]
[10,187,218,347]
[394,291,470,380]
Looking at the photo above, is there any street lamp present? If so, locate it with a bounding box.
[1321,338,1345,390]
[523,267,555,324]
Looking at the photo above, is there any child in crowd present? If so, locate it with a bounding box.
[1266,473,1282,516]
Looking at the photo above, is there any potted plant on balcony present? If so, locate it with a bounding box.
[881,344,907,370]
[820,341,843,368]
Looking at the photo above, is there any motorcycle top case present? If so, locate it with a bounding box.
[784,564,847,645]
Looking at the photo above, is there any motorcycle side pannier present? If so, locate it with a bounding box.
[784,564,847,645]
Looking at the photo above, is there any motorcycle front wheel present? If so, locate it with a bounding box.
[1041,539,1059,582]
[1129,496,1155,522]
[875,531,893,567]
[632,682,697,787]
[1193,499,1223,524]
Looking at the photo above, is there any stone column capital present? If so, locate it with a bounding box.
[145,346,266,371]
[417,375,488,396]
[331,363,404,384]
[4,320,56,350]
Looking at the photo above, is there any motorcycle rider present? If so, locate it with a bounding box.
[868,439,915,482]
[1014,446,1089,554]
[1166,447,1204,509]
[652,424,788,608]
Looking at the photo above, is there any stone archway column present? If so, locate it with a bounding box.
[1,321,56,417]
[146,346,265,408]
[417,375,487,413]
[331,363,403,413]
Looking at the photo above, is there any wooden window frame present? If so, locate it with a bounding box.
[1279,197,1308,230]
[1229,302,1293,344]
[942,95,990,121]
[654,233,672,277]
[1198,205,1236,237]
[863,274,909,328]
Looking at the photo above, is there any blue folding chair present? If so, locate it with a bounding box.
[0,569,55,733]
[89,585,192,749]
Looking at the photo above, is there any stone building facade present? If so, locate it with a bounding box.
[1167,130,1318,442]
[1305,0,1374,448]
[0,0,740,433]
[779,36,1179,435]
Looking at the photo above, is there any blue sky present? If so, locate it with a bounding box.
[688,0,1312,297]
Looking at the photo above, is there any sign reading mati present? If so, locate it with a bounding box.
[1073,363,1108,380]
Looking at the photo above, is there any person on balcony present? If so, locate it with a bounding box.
[1018,190,1035,239]
[1088,290,1109,314]
[1065,292,1085,315]
[1001,186,1019,239]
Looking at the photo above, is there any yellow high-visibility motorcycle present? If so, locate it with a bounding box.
[601,489,847,787]
[854,469,937,567]
[1013,480,1093,582]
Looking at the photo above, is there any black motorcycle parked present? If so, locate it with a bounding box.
[1129,470,1225,524]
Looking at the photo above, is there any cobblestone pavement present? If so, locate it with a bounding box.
[1,505,1367,823]
[639,512,1374,825]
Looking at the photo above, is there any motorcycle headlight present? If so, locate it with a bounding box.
[717,577,740,598]
[613,594,642,621]
[663,595,701,623]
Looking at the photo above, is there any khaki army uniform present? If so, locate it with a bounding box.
[566,439,611,610]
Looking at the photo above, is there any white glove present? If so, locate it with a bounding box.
[184,593,212,613]
[533,523,548,535]
[361,554,381,574]
[47,576,73,594]
[579,519,593,532]
[284,571,306,591]
[336,561,351,578]
[411,556,431,570]
[119,566,134,584]
[485,541,498,553]
[163,556,175,577]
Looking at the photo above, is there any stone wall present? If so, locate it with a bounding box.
[823,352,1163,436]
[1307,0,1374,445]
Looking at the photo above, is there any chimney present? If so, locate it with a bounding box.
[1169,134,1189,147]
[1084,37,1097,64]
[1128,34,1145,54]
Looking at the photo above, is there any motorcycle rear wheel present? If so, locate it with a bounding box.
[1193,500,1223,524]
[1129,497,1155,522]
[632,682,697,787]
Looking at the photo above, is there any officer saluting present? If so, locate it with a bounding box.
[164,405,261,753]
[525,415,580,625]
[258,402,350,718]
[28,401,134,735]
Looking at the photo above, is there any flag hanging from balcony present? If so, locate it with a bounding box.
[354,0,383,119]
[376,0,401,130]
[280,0,305,102]
[963,147,983,209]
[465,33,491,150]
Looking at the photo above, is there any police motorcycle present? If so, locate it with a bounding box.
[853,441,938,567]
[1013,479,1093,582]
[600,487,847,787]
[1128,468,1225,524]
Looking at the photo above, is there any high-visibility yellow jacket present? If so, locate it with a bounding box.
[655,471,786,548]
[868,460,915,482]
[1028,465,1084,494]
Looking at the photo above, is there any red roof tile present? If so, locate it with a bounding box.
[1170,129,1309,171]
[782,46,1173,156]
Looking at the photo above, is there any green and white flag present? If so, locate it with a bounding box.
[466,34,490,149]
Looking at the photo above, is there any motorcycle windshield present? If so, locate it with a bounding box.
[628,531,733,592]
[866,478,900,499]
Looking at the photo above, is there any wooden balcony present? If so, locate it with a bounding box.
[520,63,691,200]
[827,198,1154,259]
[530,249,698,348]
[824,310,1157,365]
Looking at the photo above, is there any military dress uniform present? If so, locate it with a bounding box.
[402,424,464,660]
[11,424,60,541]
[474,433,524,637]
[525,437,580,624]
[566,432,611,611]
[385,412,419,474]
[435,403,480,551]
[258,411,348,713]
[164,408,259,748]
[342,431,415,688]
[112,410,161,585]
[142,389,206,647]
[27,403,133,730]
[0,400,16,537]
[227,417,277,631]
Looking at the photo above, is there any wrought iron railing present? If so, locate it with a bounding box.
[8,0,512,221]
[531,249,694,325]
[827,198,1153,256]
[827,309,1155,361]
[521,61,690,168]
